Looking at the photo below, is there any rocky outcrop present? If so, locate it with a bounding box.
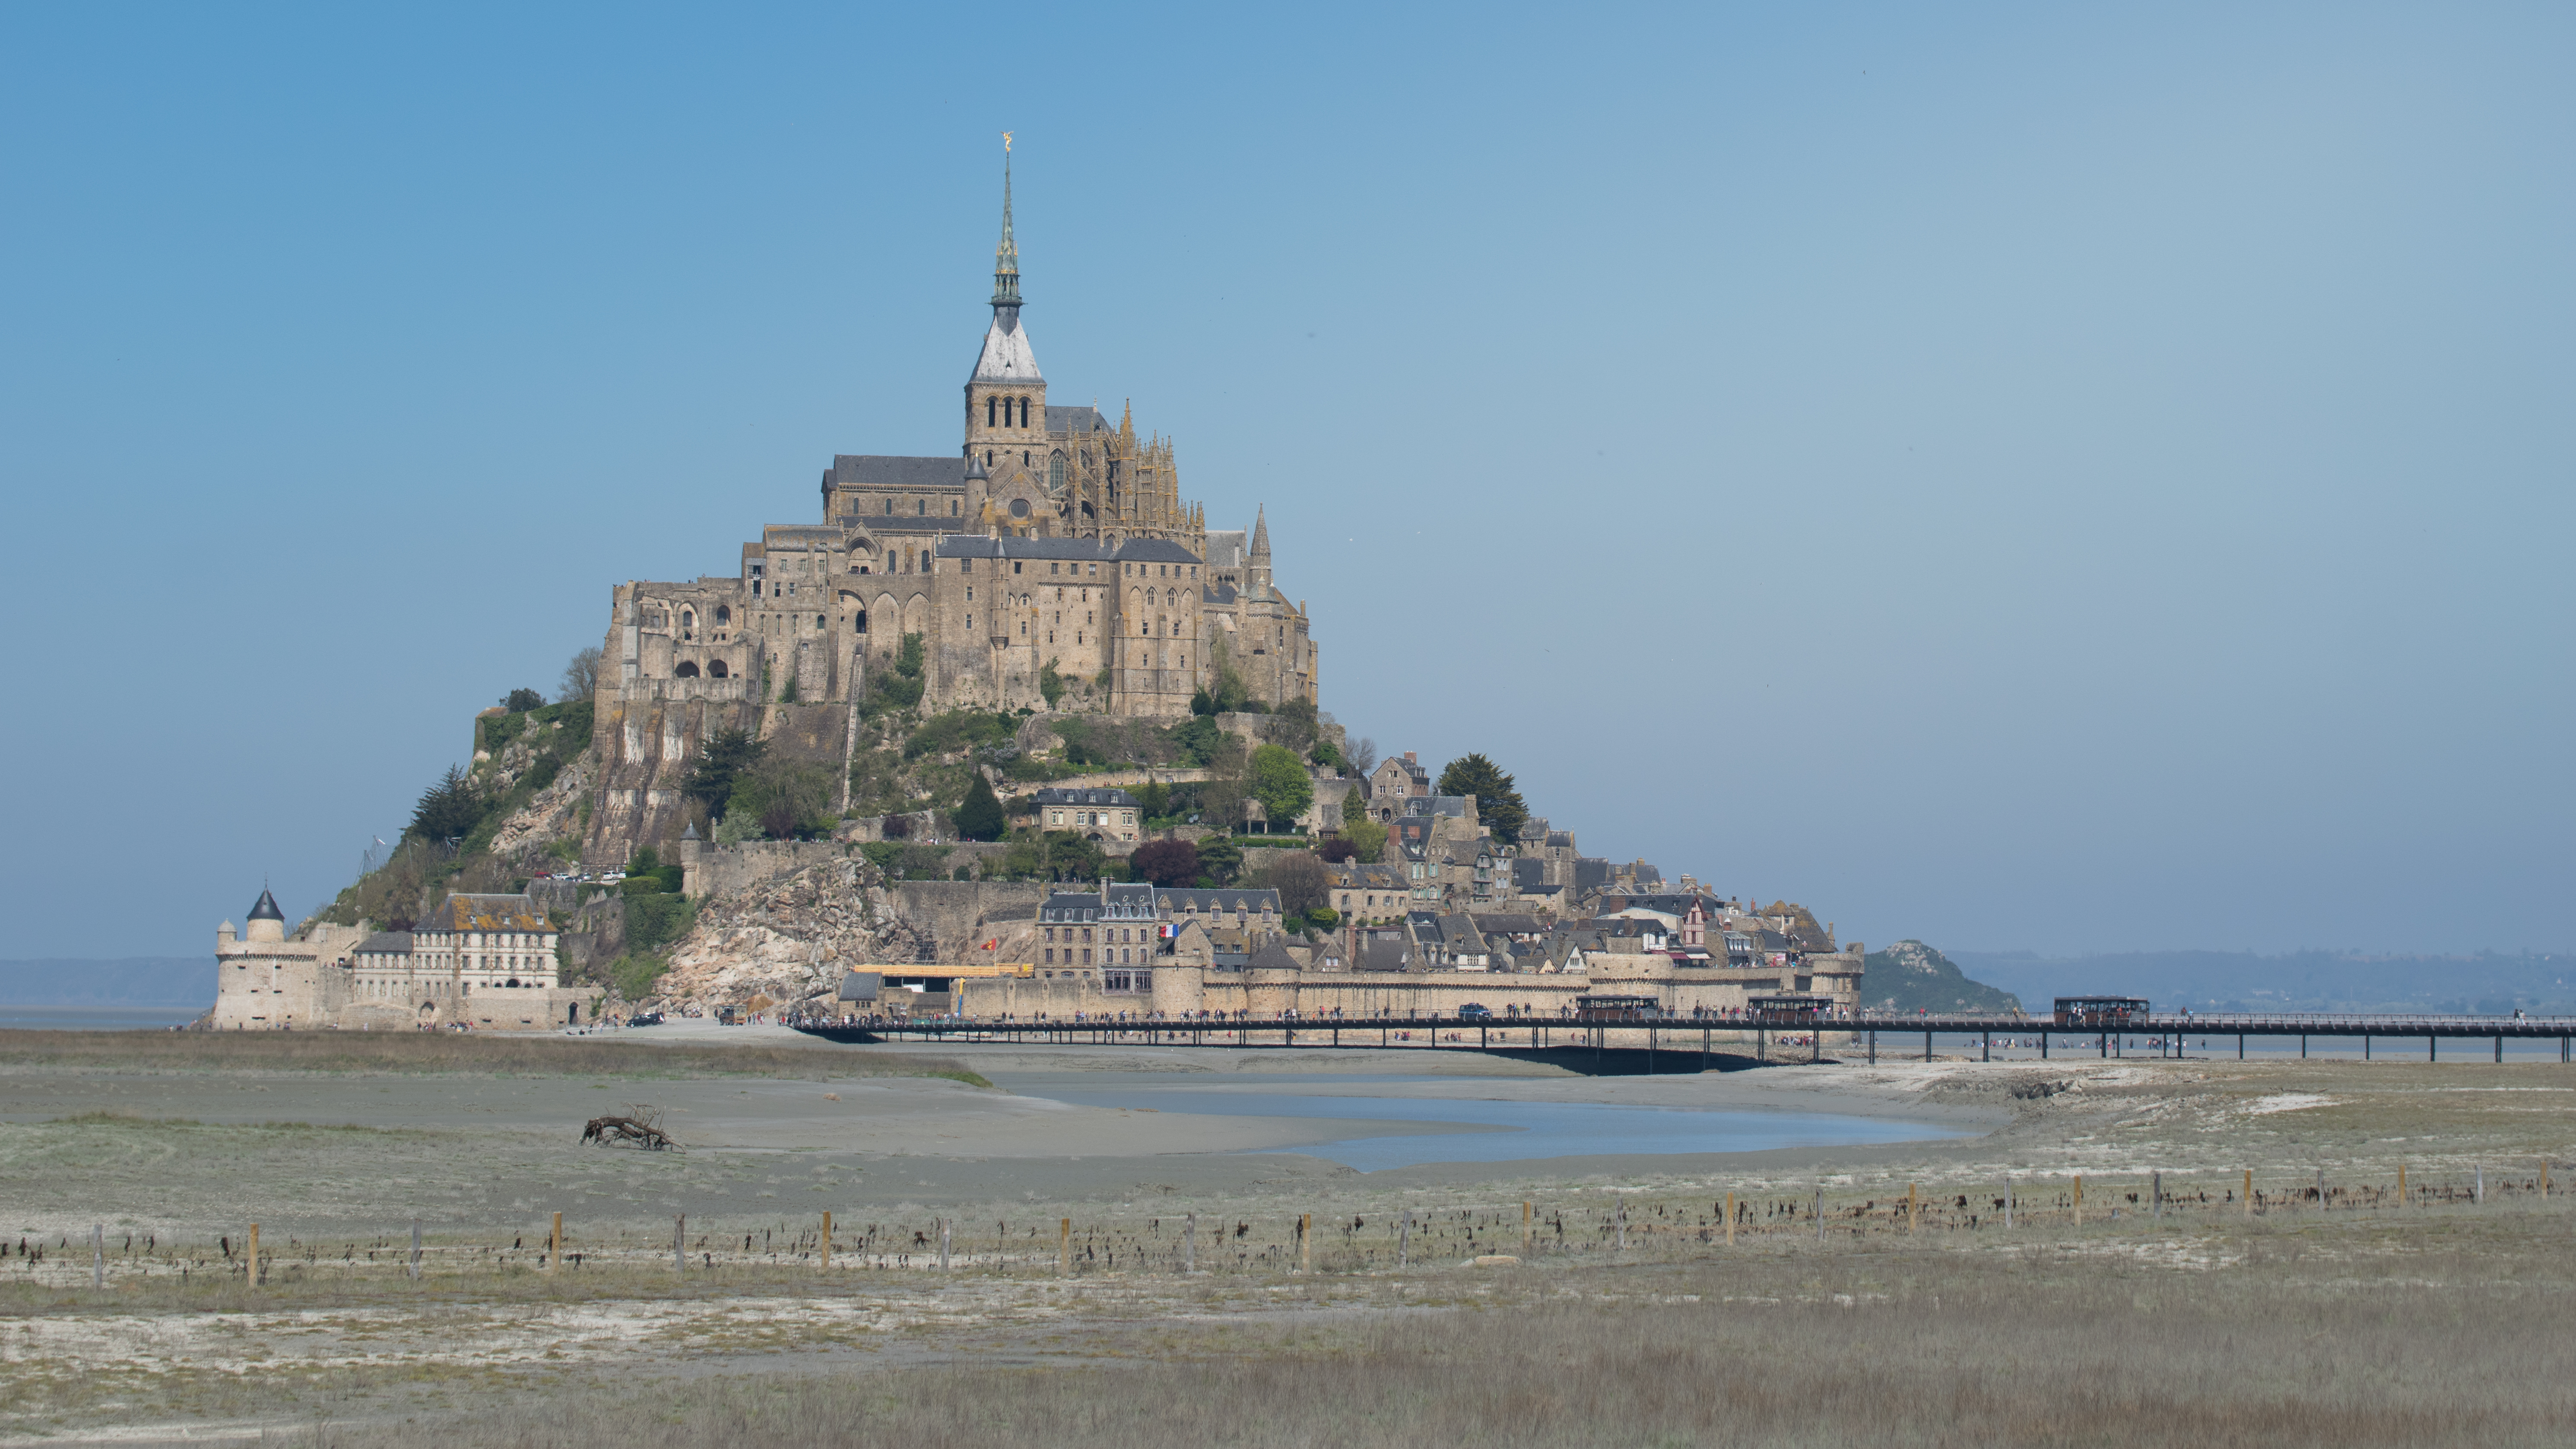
[1862,939,2024,1015]
[639,871,1052,1011]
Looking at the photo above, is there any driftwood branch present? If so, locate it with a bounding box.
[581,1102,678,1151]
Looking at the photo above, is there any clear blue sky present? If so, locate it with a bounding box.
[3,3,2567,960]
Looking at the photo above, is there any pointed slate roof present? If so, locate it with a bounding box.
[247,888,285,923]
[972,314,1043,384]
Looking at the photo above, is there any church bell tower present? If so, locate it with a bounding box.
[965,134,1046,467]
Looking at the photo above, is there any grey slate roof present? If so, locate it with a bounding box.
[1202,583,1238,604]
[936,535,1206,566]
[831,455,969,491]
[1245,938,1301,972]
[355,931,413,955]
[1034,787,1139,808]
[1160,888,1281,915]
[248,888,285,922]
[1044,405,1111,433]
[1038,882,1161,923]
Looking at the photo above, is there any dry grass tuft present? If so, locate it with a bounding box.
[0,1028,988,1086]
[292,1250,2576,1448]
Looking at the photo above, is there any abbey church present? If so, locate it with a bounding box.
[602,150,1318,724]
[581,148,1320,847]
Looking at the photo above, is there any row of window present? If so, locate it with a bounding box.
[984,394,1034,428]
[1043,947,1147,966]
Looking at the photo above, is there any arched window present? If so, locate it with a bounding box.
[680,609,695,630]
[986,396,997,427]
[1018,397,1030,427]
[715,606,730,625]
[854,609,867,634]
[675,661,701,678]
[1049,451,1066,491]
[708,659,730,678]
[883,499,893,514]
[816,614,827,628]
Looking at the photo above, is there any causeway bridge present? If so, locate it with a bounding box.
[795,1008,2576,1073]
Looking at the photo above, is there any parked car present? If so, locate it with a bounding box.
[628,1012,664,1027]
[1458,1002,1493,1021]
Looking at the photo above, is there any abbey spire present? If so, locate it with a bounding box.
[991,132,1022,314]
[967,133,1043,460]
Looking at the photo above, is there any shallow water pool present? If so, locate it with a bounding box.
[1026,1085,1970,1171]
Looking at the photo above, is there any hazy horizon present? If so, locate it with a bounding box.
[4,3,2567,960]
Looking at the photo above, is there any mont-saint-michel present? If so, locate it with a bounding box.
[206,154,1864,1037]
[11,16,2568,1435]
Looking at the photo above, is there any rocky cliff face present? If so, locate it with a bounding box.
[639,869,1052,1012]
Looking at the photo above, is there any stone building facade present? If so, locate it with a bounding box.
[586,149,1322,850]
[212,888,584,1031]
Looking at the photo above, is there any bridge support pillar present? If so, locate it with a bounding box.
[2300,1034,2307,1060]
[1982,1030,1990,1063]
[2040,1032,2048,1060]
[2365,1034,2371,1060]
[2495,1034,2503,1063]
[2238,1033,2245,1061]
[2430,1036,2436,1061]
[1924,1030,1933,1063]
[1868,1030,1877,1065]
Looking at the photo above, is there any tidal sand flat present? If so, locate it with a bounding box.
[6,1031,2575,1446]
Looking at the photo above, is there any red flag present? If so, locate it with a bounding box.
[983,939,998,950]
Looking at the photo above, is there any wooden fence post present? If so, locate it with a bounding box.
[1726,1191,1735,1246]
[2005,1183,2013,1230]
[247,1222,260,1287]
[1616,1199,1627,1251]
[821,1211,832,1273]
[674,1215,685,1274]
[1523,1200,1532,1254]
[1907,1183,1919,1233]
[2072,1177,2082,1227]
[2396,1165,2405,1207]
[1815,1188,1824,1242]
[549,1211,562,1272]
[411,1219,422,1281]
[1059,1218,1070,1275]
[2152,1172,2162,1221]
[2243,1169,2252,1215]
[1399,1210,1411,1268]
[92,1224,102,1290]
[1300,1213,1311,1274]
[1185,1211,1196,1274]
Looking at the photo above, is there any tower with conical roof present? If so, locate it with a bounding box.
[1248,505,1273,595]
[965,133,1046,472]
[245,886,287,943]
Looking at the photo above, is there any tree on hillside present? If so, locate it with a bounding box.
[1345,736,1379,779]
[1247,744,1313,828]
[1259,851,1329,918]
[407,765,485,844]
[955,770,1005,842]
[558,646,603,703]
[1129,837,1201,887]
[1341,815,1389,863]
[685,728,767,812]
[501,687,545,712]
[1193,836,1242,887]
[1436,753,1527,843]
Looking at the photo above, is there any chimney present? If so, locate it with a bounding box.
[1404,751,1416,763]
